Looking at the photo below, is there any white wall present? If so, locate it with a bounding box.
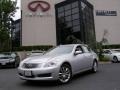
[88,0,120,45]
[21,0,64,46]
[22,0,120,46]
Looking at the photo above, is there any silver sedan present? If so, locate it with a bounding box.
[18,44,99,83]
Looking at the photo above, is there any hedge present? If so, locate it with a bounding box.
[102,44,120,49]
[12,45,53,51]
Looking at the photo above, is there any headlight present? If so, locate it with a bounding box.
[9,58,15,62]
[44,62,57,68]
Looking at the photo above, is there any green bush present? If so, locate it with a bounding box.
[12,45,53,51]
[103,44,120,49]
[99,56,110,62]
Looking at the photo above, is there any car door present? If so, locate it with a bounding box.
[103,50,112,60]
[72,45,88,73]
[82,46,93,68]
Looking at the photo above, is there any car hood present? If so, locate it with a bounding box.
[22,54,70,64]
[113,53,120,56]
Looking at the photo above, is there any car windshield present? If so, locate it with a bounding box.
[45,45,74,56]
[0,53,12,59]
[111,50,120,53]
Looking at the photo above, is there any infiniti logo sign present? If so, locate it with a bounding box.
[28,0,50,12]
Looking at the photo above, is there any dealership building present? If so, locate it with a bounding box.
[21,0,120,46]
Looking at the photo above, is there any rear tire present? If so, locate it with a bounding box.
[58,64,72,84]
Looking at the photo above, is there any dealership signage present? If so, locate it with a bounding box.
[25,0,52,17]
[96,10,117,16]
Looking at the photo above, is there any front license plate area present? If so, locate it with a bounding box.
[1,62,6,65]
[24,71,32,77]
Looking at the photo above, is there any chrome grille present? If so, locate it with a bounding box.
[23,63,38,69]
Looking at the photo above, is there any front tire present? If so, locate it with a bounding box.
[12,56,20,68]
[91,61,98,73]
[58,64,72,84]
[112,56,118,63]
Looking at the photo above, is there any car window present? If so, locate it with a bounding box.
[103,50,111,54]
[82,46,90,53]
[45,45,74,56]
[75,46,83,52]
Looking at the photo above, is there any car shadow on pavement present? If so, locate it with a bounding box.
[0,65,16,69]
[20,80,63,87]
[71,70,98,81]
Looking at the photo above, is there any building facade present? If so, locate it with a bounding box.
[55,0,96,45]
[21,0,120,46]
[88,0,120,45]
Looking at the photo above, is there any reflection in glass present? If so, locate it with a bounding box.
[72,1,78,8]
[64,4,71,11]
[72,7,79,14]
[65,16,72,22]
[65,10,71,16]
[72,14,79,20]
[73,19,80,26]
[58,7,64,13]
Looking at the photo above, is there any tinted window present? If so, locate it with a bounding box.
[65,16,72,22]
[72,1,79,8]
[58,7,64,13]
[72,7,79,14]
[73,20,80,26]
[58,12,64,18]
[73,26,80,32]
[65,10,71,16]
[82,46,90,53]
[64,4,71,11]
[72,14,79,20]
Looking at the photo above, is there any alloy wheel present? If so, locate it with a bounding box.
[92,61,98,73]
[113,56,118,63]
[58,64,71,83]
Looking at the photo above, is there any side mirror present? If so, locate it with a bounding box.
[74,51,82,55]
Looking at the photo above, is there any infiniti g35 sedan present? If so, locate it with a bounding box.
[18,44,99,83]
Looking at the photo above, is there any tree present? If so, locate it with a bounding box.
[0,0,17,52]
[97,29,109,60]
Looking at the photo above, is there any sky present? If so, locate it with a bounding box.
[12,0,21,20]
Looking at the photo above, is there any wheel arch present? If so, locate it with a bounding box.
[60,62,72,74]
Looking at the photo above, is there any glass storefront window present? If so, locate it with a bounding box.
[72,13,79,20]
[56,0,95,45]
[73,26,80,32]
[65,10,71,16]
[58,7,64,13]
[64,4,71,11]
[72,1,79,8]
[67,22,72,27]
[72,7,79,14]
[65,16,72,22]
[73,19,80,26]
[58,12,64,18]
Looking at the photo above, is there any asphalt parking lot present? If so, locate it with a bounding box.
[0,63,120,90]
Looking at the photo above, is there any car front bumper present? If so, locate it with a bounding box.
[0,59,15,66]
[18,67,60,81]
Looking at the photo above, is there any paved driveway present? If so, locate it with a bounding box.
[0,63,120,90]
